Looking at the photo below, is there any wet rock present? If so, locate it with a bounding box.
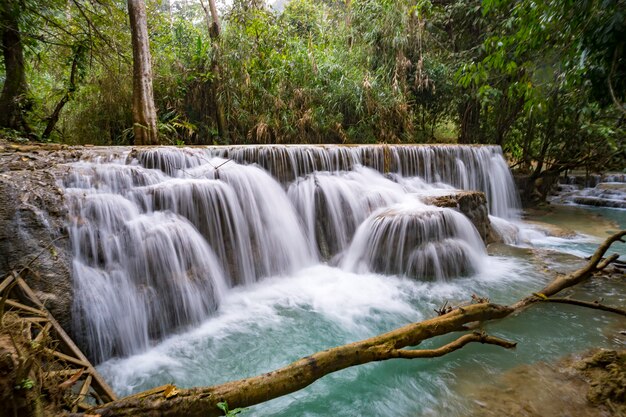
[0,152,75,333]
[577,349,626,408]
[424,191,492,244]
[461,349,626,417]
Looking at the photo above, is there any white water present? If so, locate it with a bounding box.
[98,257,536,396]
[342,201,486,280]
[61,145,523,362]
[551,179,626,209]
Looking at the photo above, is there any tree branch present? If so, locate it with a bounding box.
[540,297,626,317]
[392,332,517,359]
[513,230,626,309]
[608,45,626,117]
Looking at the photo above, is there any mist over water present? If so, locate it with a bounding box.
[58,144,624,416]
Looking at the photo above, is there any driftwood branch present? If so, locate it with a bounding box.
[392,332,517,359]
[539,297,626,317]
[513,230,626,310]
[87,230,625,417]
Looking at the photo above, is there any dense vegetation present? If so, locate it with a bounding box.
[1,0,624,179]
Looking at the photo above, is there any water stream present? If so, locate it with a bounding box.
[59,145,625,416]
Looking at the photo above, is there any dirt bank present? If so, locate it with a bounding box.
[461,349,626,417]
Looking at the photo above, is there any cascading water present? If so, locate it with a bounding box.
[341,201,486,280]
[287,167,407,258]
[210,144,521,218]
[60,144,522,362]
[64,153,314,361]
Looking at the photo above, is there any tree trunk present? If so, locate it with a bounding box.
[88,230,626,417]
[0,1,29,133]
[41,43,85,140]
[202,0,220,37]
[459,96,480,143]
[200,0,228,143]
[127,0,158,145]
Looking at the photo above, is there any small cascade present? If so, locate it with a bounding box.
[181,159,314,279]
[67,192,227,362]
[489,215,521,245]
[138,179,257,285]
[552,175,626,209]
[287,167,406,258]
[342,201,486,280]
[200,144,521,218]
[60,144,521,362]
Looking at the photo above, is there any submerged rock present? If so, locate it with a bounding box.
[461,349,626,417]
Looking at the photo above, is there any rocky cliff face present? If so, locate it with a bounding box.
[0,143,81,331]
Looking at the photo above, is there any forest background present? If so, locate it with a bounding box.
[1,0,625,188]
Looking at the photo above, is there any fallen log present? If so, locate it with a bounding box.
[89,230,625,417]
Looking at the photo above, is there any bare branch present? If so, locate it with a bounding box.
[608,46,626,116]
[70,0,129,64]
[392,332,517,359]
[540,297,626,317]
[513,230,626,309]
[596,253,620,271]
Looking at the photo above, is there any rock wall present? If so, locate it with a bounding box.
[0,144,80,331]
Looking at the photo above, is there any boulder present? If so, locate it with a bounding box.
[423,191,493,244]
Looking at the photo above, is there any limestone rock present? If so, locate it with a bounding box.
[423,191,493,244]
[0,151,76,332]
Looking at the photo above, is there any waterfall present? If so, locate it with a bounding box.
[341,201,486,280]
[60,144,520,361]
[287,167,406,258]
[207,145,521,218]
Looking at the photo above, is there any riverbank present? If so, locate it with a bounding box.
[460,348,626,417]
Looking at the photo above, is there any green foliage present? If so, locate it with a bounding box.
[0,128,30,143]
[0,0,622,174]
[216,401,245,416]
[450,0,625,172]
[15,378,34,390]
